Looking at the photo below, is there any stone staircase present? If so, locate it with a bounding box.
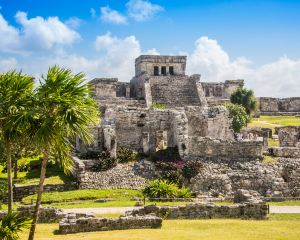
[150,75,201,107]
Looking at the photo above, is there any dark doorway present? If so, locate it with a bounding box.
[169,66,174,75]
[154,66,159,76]
[161,66,167,76]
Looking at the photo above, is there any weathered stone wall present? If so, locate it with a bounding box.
[241,127,272,147]
[0,205,66,223]
[90,78,118,99]
[74,161,147,189]
[149,75,203,107]
[127,203,268,220]
[270,147,300,158]
[185,106,234,140]
[276,126,300,147]
[135,55,186,76]
[190,158,300,198]
[201,80,244,99]
[188,137,264,161]
[59,213,162,234]
[259,97,300,115]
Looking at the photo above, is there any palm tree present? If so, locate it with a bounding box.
[0,212,31,240]
[0,71,34,212]
[28,66,99,240]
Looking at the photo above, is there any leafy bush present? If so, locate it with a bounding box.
[226,103,249,133]
[92,151,117,171]
[150,103,166,110]
[177,186,193,198]
[117,147,138,163]
[160,170,184,187]
[182,160,204,180]
[0,212,30,240]
[1,155,44,173]
[142,179,192,200]
[230,87,257,116]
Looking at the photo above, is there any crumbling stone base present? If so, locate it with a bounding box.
[59,213,162,234]
[126,203,268,220]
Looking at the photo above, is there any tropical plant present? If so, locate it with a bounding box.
[91,151,117,171]
[230,87,257,116]
[117,147,138,163]
[0,212,31,240]
[226,103,249,133]
[0,70,34,212]
[142,179,192,200]
[27,66,99,240]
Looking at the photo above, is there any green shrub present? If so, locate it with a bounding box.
[0,212,31,240]
[177,186,193,198]
[17,158,31,172]
[160,170,184,187]
[117,147,138,163]
[150,103,166,110]
[142,179,178,199]
[226,103,249,133]
[142,179,192,200]
[182,160,204,180]
[230,87,257,116]
[92,151,117,171]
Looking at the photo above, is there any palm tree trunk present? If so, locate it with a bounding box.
[6,141,13,212]
[28,148,49,240]
[13,156,18,180]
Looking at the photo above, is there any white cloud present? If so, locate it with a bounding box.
[15,11,80,51]
[126,0,163,21]
[144,48,160,55]
[101,6,127,24]
[0,14,20,52]
[187,36,300,97]
[94,32,141,80]
[65,17,82,29]
[0,57,18,72]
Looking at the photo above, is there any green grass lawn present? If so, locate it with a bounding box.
[0,161,73,186]
[19,217,300,240]
[268,200,300,206]
[248,115,300,132]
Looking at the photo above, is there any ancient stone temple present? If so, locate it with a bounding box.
[75,55,263,161]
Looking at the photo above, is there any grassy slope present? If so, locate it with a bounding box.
[0,163,73,186]
[248,115,300,132]
[19,218,300,240]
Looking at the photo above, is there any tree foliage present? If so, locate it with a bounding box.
[230,87,257,115]
[226,103,249,133]
[0,212,30,240]
[0,70,34,212]
[28,66,99,240]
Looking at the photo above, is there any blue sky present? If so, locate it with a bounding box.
[0,0,300,97]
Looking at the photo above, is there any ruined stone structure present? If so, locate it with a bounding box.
[75,55,263,161]
[59,213,162,234]
[72,55,300,198]
[276,126,300,147]
[258,97,300,115]
[126,203,268,220]
[201,80,244,106]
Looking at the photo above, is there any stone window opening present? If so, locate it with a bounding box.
[169,66,174,75]
[156,130,168,151]
[154,66,159,76]
[161,66,167,76]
